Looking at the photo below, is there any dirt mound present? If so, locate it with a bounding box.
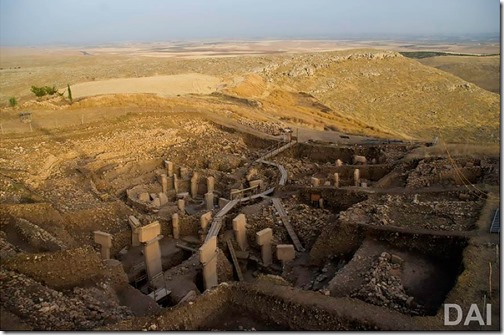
[222,74,267,98]
[3,246,106,290]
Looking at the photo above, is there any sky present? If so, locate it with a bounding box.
[0,0,500,46]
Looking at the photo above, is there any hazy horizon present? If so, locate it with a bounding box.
[0,0,500,47]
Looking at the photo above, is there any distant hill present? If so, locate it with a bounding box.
[221,49,500,143]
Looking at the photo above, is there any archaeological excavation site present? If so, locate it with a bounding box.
[0,110,500,331]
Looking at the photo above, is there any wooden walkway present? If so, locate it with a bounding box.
[204,140,300,245]
[490,209,500,233]
[272,197,304,252]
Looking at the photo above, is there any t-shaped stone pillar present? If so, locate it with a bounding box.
[164,160,174,177]
[161,174,168,194]
[207,176,215,193]
[276,244,295,266]
[336,159,343,167]
[334,172,340,188]
[311,177,320,187]
[205,192,214,211]
[138,221,163,282]
[199,236,218,290]
[94,231,112,260]
[256,228,273,266]
[128,215,141,247]
[232,214,248,251]
[172,213,180,239]
[354,168,360,187]
[200,211,212,241]
[190,172,199,199]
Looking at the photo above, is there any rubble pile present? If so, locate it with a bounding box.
[406,158,481,188]
[339,194,482,231]
[283,200,332,249]
[14,218,66,251]
[0,270,133,330]
[235,118,284,135]
[271,157,317,185]
[350,252,423,316]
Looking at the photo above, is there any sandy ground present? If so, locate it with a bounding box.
[70,74,222,98]
[1,40,498,60]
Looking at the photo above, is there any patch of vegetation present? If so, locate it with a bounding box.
[400,51,500,59]
[31,85,58,97]
[9,97,17,107]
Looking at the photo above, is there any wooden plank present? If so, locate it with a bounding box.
[272,198,304,252]
[226,238,244,281]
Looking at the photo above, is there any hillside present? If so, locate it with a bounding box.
[418,55,500,93]
[0,48,499,143]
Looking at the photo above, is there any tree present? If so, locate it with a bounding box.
[8,97,17,107]
[67,84,73,103]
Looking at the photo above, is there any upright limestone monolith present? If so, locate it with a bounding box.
[165,160,174,177]
[354,169,360,187]
[232,214,248,251]
[191,172,199,198]
[199,236,218,290]
[205,192,214,211]
[334,172,340,188]
[207,176,215,193]
[94,231,113,260]
[256,228,273,266]
[161,174,168,194]
[200,211,212,241]
[138,221,163,282]
[128,215,141,247]
[173,174,179,193]
[172,213,180,239]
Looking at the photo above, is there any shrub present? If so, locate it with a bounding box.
[30,85,58,97]
[8,97,17,107]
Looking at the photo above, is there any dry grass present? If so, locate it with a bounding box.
[419,55,500,93]
[404,141,500,160]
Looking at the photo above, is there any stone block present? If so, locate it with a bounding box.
[158,193,168,206]
[94,231,113,248]
[276,244,295,262]
[138,221,161,243]
[151,198,161,208]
